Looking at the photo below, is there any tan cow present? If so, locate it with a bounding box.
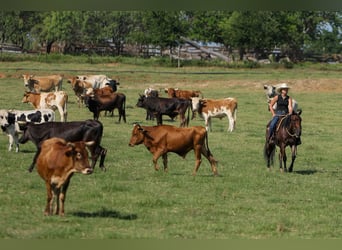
[22,74,63,93]
[36,137,94,216]
[165,87,203,99]
[22,91,68,122]
[191,97,238,132]
[128,124,218,176]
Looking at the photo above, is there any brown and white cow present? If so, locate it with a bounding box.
[191,97,238,132]
[22,74,63,93]
[165,87,203,100]
[36,137,94,216]
[22,91,68,122]
[128,124,218,176]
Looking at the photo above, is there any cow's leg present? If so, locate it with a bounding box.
[289,145,297,173]
[156,114,163,125]
[162,153,168,172]
[7,134,14,151]
[99,146,107,170]
[14,134,19,153]
[206,117,212,132]
[152,151,163,171]
[45,182,54,215]
[57,106,65,122]
[226,111,234,132]
[59,177,71,216]
[200,145,218,176]
[191,145,203,176]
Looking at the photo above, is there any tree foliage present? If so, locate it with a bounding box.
[0,10,341,61]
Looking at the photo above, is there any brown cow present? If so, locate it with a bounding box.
[36,138,94,216]
[23,74,63,93]
[128,124,218,176]
[191,97,238,132]
[22,91,68,122]
[165,87,203,99]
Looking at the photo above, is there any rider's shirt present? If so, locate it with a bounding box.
[276,94,289,115]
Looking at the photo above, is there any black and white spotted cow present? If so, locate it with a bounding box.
[0,109,55,152]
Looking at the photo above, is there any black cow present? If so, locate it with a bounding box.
[18,119,107,172]
[105,79,119,92]
[84,92,126,123]
[136,95,191,127]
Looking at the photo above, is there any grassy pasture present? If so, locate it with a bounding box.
[0,60,341,239]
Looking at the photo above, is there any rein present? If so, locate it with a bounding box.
[276,114,299,138]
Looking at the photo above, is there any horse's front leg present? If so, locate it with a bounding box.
[278,145,287,172]
[288,145,297,173]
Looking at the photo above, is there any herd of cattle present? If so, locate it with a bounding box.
[0,73,284,216]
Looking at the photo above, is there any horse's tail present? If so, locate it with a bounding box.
[264,140,275,167]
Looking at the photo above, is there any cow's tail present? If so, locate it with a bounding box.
[232,101,238,130]
[186,100,192,126]
[204,130,218,175]
[123,95,126,123]
[63,93,68,122]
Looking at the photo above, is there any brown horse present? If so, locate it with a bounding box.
[264,110,302,172]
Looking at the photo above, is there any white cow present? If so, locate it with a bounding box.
[0,109,55,152]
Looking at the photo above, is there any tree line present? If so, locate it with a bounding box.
[1,11,341,61]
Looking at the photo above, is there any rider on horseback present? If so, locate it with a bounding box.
[267,83,295,144]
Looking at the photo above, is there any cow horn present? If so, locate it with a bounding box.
[17,121,27,125]
[85,141,95,146]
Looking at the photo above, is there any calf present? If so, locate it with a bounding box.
[136,95,191,127]
[0,109,55,152]
[191,97,238,132]
[18,120,107,172]
[263,84,298,112]
[84,91,126,122]
[22,91,68,122]
[36,137,94,216]
[23,74,63,92]
[129,124,218,176]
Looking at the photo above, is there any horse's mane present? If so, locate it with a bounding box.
[279,115,292,129]
[279,113,301,129]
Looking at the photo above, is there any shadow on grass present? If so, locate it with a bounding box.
[71,207,137,220]
[293,169,318,175]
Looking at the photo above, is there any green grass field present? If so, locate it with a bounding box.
[0,60,341,239]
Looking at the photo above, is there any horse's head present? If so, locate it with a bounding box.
[289,110,302,138]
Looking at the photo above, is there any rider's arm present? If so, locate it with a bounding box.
[269,95,278,117]
[288,97,293,114]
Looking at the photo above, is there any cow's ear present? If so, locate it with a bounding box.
[297,109,302,115]
[65,142,76,157]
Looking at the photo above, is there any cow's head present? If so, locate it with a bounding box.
[136,94,146,108]
[128,123,147,146]
[263,84,276,101]
[0,110,10,128]
[22,74,35,87]
[190,97,202,112]
[65,141,94,174]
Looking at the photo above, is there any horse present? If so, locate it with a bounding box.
[264,110,302,172]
